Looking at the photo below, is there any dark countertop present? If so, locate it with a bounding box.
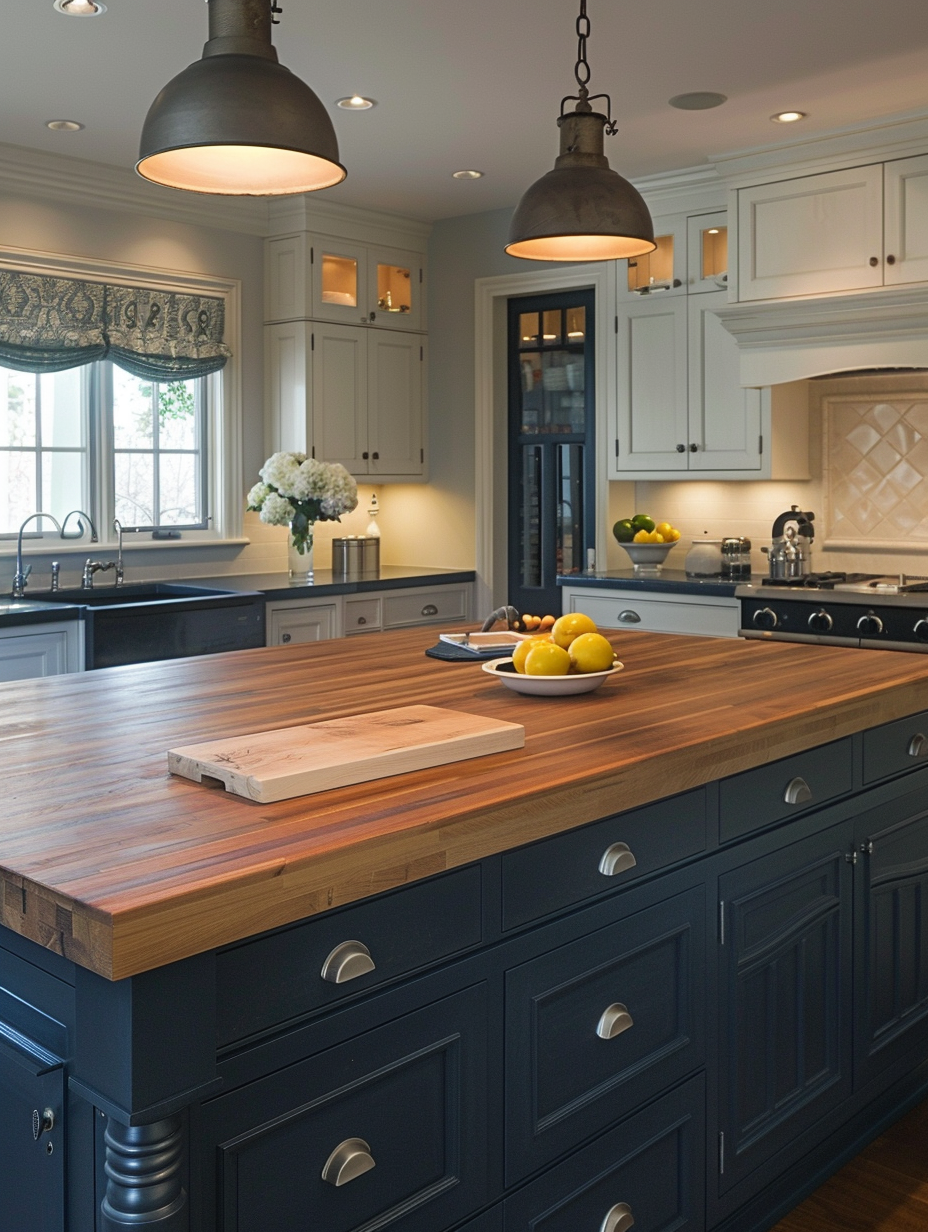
[558,569,755,598]
[0,567,476,627]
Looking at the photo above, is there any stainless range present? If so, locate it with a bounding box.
[737,573,928,652]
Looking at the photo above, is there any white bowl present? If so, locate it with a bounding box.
[481,657,624,696]
[618,540,678,573]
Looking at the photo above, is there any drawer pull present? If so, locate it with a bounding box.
[908,733,928,759]
[597,1002,634,1040]
[320,940,376,984]
[421,603,439,617]
[281,632,292,644]
[617,610,641,624]
[601,1201,635,1232]
[321,1137,376,1187]
[784,776,812,806]
[598,841,638,877]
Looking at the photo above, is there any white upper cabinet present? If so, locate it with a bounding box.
[617,215,687,301]
[265,233,425,331]
[311,321,369,474]
[884,154,928,285]
[367,330,425,477]
[737,164,884,301]
[686,291,762,472]
[614,295,689,472]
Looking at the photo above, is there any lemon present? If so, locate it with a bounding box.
[655,521,674,539]
[568,632,615,674]
[524,642,571,676]
[632,528,651,544]
[550,612,597,649]
[512,634,551,674]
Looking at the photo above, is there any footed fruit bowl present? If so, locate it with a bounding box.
[618,541,678,574]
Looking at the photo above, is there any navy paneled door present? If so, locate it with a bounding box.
[507,289,595,618]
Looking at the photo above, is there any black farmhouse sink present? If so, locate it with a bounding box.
[28,583,266,668]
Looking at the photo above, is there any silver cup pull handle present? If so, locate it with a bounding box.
[617,610,641,624]
[320,940,376,984]
[601,1201,635,1232]
[597,1003,634,1040]
[908,733,928,759]
[321,1137,376,1187]
[599,841,638,877]
[784,776,812,805]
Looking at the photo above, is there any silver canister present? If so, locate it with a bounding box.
[332,535,380,580]
[720,537,752,581]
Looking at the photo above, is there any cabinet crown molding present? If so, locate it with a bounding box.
[267,197,431,251]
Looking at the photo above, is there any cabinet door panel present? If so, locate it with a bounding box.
[505,887,704,1182]
[267,602,338,646]
[310,237,370,325]
[0,1033,65,1232]
[265,234,307,322]
[0,625,74,680]
[368,330,424,477]
[737,165,883,300]
[687,290,762,471]
[204,986,487,1232]
[312,323,368,473]
[855,787,928,1085]
[615,297,688,471]
[717,823,853,1199]
[265,322,311,455]
[885,154,928,285]
[367,246,423,331]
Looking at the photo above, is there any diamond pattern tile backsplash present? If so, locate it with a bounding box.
[825,389,928,541]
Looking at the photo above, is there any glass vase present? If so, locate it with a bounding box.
[288,523,314,583]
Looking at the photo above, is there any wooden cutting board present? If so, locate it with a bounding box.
[168,704,525,803]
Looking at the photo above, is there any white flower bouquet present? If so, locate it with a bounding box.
[247,452,358,557]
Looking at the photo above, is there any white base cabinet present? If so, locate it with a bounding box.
[266,600,340,647]
[270,583,473,646]
[0,620,84,681]
[561,586,740,638]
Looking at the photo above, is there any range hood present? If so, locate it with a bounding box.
[716,288,928,386]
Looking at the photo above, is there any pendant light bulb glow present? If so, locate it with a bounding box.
[137,0,345,197]
[506,0,654,263]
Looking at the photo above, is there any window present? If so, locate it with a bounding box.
[0,360,210,537]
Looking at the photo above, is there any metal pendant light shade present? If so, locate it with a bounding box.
[137,0,345,196]
[506,2,654,262]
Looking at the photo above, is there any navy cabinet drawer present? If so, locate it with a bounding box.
[202,985,488,1232]
[503,1074,704,1232]
[216,866,483,1045]
[504,886,705,1183]
[719,738,853,843]
[501,789,707,931]
[863,709,928,784]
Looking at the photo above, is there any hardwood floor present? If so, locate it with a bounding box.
[771,1101,928,1232]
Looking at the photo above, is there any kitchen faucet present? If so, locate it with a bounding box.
[81,518,125,589]
[12,512,63,598]
[60,510,98,543]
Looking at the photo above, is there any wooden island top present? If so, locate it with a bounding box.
[4,627,928,981]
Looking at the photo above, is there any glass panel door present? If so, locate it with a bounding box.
[507,288,595,618]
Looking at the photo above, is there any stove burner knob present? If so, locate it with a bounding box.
[752,607,778,630]
[857,612,884,635]
[915,619,928,643]
[808,608,834,633]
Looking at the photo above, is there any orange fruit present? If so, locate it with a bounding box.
[550,612,597,649]
[512,634,551,674]
[568,632,615,674]
[524,642,571,676]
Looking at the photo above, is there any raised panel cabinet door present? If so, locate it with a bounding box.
[884,154,928,285]
[312,323,369,474]
[265,233,308,322]
[267,602,338,646]
[0,626,73,680]
[687,290,762,472]
[265,322,311,456]
[716,821,854,1202]
[367,330,424,477]
[737,164,884,300]
[613,296,688,473]
[854,784,928,1086]
[0,1033,65,1232]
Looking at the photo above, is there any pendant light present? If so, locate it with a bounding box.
[137,0,345,197]
[506,0,654,262]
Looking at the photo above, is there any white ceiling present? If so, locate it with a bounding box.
[5,0,928,222]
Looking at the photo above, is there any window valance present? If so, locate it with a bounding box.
[0,270,231,378]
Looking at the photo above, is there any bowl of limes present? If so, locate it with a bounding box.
[613,515,681,574]
[481,613,623,696]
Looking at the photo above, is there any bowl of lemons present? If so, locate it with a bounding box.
[613,514,681,573]
[481,613,623,696]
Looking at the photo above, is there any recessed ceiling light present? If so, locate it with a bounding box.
[336,95,376,111]
[452,169,484,180]
[771,111,807,123]
[46,119,85,132]
[53,0,106,14]
[668,92,728,111]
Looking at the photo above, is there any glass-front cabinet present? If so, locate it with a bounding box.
[687,211,729,293]
[310,238,423,330]
[508,290,595,617]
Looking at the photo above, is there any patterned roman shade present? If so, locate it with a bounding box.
[0,269,230,377]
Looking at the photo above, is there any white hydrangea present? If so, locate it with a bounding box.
[260,451,304,495]
[258,492,296,526]
[246,481,271,509]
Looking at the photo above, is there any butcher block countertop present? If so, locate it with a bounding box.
[4,628,928,981]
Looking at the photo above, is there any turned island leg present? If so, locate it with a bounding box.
[101,1114,188,1230]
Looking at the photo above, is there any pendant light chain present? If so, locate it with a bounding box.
[562,0,616,133]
